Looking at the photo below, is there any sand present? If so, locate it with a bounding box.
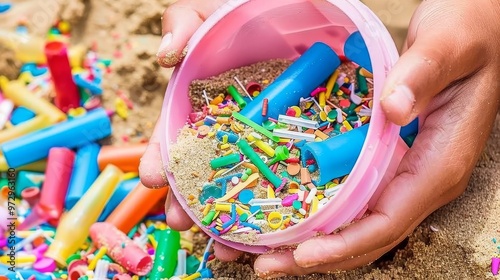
[1,0,499,279]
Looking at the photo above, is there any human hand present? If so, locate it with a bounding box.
[142,0,242,262]
[252,0,500,277]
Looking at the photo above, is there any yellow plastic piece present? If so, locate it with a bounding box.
[0,31,46,64]
[215,173,259,202]
[318,91,326,108]
[0,254,36,264]
[325,69,339,99]
[310,197,319,215]
[214,203,231,212]
[267,186,275,199]
[0,76,66,123]
[267,212,283,230]
[44,165,123,267]
[115,98,128,119]
[247,134,275,157]
[0,115,51,144]
[88,247,108,270]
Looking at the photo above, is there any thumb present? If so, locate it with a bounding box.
[380,30,486,126]
[157,0,227,67]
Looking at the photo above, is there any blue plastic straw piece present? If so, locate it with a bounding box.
[239,42,340,125]
[65,142,100,210]
[2,108,112,168]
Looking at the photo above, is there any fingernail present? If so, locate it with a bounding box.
[264,273,287,279]
[383,84,415,114]
[157,32,173,55]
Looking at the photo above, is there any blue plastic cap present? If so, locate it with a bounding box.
[300,124,369,186]
[199,268,214,278]
[400,118,419,139]
[0,3,11,13]
[344,31,372,73]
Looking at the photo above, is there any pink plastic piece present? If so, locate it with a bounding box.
[282,194,299,207]
[246,82,262,94]
[310,87,327,97]
[0,207,8,237]
[159,0,401,253]
[68,259,88,280]
[492,257,500,276]
[33,258,57,273]
[20,148,75,230]
[31,244,49,259]
[21,187,41,207]
[90,222,153,276]
[113,274,133,280]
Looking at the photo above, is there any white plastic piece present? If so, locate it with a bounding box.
[174,249,187,276]
[278,114,319,129]
[273,129,315,141]
[0,99,14,130]
[248,198,282,206]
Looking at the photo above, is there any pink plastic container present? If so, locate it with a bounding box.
[159,0,409,253]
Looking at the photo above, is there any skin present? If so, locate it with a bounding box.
[141,0,500,278]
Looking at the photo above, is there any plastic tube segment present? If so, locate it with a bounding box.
[300,124,369,186]
[2,108,112,168]
[150,229,181,279]
[0,31,47,64]
[65,143,100,210]
[97,143,147,172]
[237,139,282,187]
[44,165,122,267]
[90,222,153,276]
[0,76,66,123]
[19,148,75,230]
[98,177,140,221]
[239,42,340,125]
[105,182,168,233]
[0,115,51,144]
[45,41,80,112]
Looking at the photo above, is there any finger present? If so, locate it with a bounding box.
[380,11,488,126]
[254,242,398,278]
[139,121,169,189]
[157,0,227,67]
[165,190,194,231]
[213,242,242,262]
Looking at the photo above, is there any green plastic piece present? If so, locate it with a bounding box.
[241,173,249,182]
[186,255,201,275]
[150,229,181,279]
[232,112,280,142]
[202,210,217,226]
[227,85,247,109]
[127,224,139,238]
[292,200,302,210]
[356,67,368,94]
[268,146,289,165]
[66,253,81,265]
[237,139,282,187]
[262,120,277,131]
[199,185,223,204]
[210,153,241,169]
